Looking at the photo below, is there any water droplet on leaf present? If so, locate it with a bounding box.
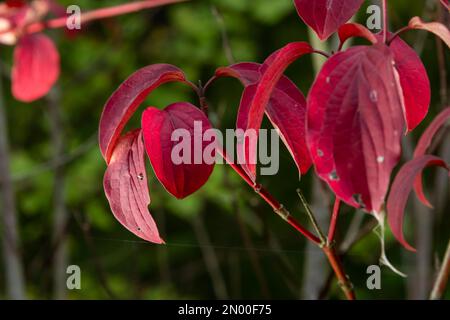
[369,90,378,102]
[329,170,339,181]
[326,0,333,10]
[352,194,365,208]
[317,149,324,157]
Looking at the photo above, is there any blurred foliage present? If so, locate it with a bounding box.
[0,0,448,299]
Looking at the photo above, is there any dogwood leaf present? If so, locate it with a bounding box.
[99,64,188,163]
[387,155,449,251]
[307,44,405,213]
[11,33,60,102]
[141,102,215,199]
[294,0,364,40]
[338,23,378,48]
[408,17,450,48]
[215,62,311,180]
[413,107,450,207]
[232,42,313,180]
[103,129,164,244]
[384,35,431,132]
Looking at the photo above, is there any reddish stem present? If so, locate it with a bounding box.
[24,0,188,34]
[323,246,356,300]
[382,0,389,43]
[327,198,341,243]
[197,75,354,300]
[387,26,411,45]
[216,148,321,245]
[430,238,450,299]
[217,136,356,299]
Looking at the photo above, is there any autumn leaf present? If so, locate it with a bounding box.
[141,102,216,199]
[294,0,364,40]
[307,44,405,213]
[104,129,164,244]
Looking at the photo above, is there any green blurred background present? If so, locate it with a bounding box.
[0,0,448,299]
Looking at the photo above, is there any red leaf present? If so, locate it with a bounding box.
[215,62,312,180]
[307,44,405,213]
[141,102,215,199]
[381,34,431,132]
[99,64,187,163]
[441,0,449,9]
[11,33,60,102]
[387,155,449,251]
[294,0,364,40]
[103,129,164,244]
[408,17,450,48]
[414,108,450,158]
[338,23,378,48]
[234,42,312,179]
[5,0,26,8]
[413,107,450,207]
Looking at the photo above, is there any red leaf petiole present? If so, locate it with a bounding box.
[9,0,189,35]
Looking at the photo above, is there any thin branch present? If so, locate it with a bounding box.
[297,190,355,300]
[216,101,270,299]
[211,5,235,64]
[319,217,378,299]
[435,3,448,106]
[430,238,450,299]
[72,211,117,299]
[46,87,69,299]
[191,213,229,299]
[382,0,389,43]
[12,133,97,183]
[297,189,327,245]
[22,0,189,35]
[327,198,341,244]
[217,147,320,244]
[0,69,26,299]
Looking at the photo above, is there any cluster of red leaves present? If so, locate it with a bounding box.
[99,0,450,251]
[0,0,63,102]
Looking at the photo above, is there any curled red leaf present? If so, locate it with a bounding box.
[294,0,364,40]
[387,155,449,251]
[99,64,188,163]
[414,108,450,158]
[104,129,164,244]
[307,44,405,213]
[413,107,450,207]
[141,102,215,199]
[408,17,450,48]
[385,35,431,132]
[338,23,378,48]
[215,62,311,180]
[11,33,60,102]
[234,42,312,180]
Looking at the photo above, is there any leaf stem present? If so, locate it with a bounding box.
[216,148,321,245]
[23,0,188,34]
[312,50,331,59]
[382,0,389,43]
[296,189,327,245]
[296,189,355,299]
[328,198,341,244]
[387,26,411,45]
[322,246,356,300]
